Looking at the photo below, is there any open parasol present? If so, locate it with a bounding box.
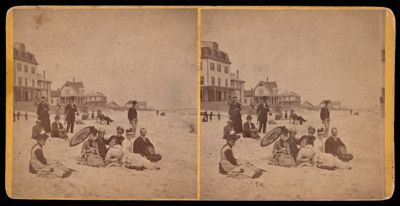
[260,126,286,147]
[69,126,96,147]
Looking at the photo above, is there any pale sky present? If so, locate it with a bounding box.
[202,9,386,109]
[13,8,197,109]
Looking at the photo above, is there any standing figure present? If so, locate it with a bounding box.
[217,112,221,121]
[25,112,28,120]
[228,97,243,134]
[320,100,331,136]
[209,111,213,121]
[204,110,209,122]
[91,111,95,120]
[156,110,159,116]
[37,96,51,133]
[128,100,138,137]
[65,97,78,133]
[284,110,288,120]
[256,97,269,134]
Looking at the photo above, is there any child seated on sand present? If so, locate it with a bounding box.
[105,136,124,167]
[219,131,263,178]
[29,133,73,178]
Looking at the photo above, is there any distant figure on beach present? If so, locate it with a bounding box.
[228,96,243,134]
[65,97,78,133]
[289,109,307,125]
[284,110,288,120]
[32,119,44,140]
[13,111,16,122]
[350,109,353,115]
[17,111,20,121]
[243,115,260,139]
[203,110,208,122]
[320,100,331,135]
[133,128,162,162]
[209,111,213,121]
[97,110,114,125]
[217,112,221,120]
[160,112,166,116]
[108,126,125,146]
[128,100,138,136]
[325,128,353,162]
[156,110,159,116]
[91,111,95,120]
[25,112,28,120]
[37,96,51,133]
[256,97,269,134]
[51,115,68,139]
[202,116,208,122]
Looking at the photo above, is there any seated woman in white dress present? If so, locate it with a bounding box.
[105,136,124,167]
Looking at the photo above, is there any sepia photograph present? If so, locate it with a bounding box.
[200,8,392,200]
[7,7,198,199]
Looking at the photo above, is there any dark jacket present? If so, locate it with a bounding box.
[37,102,50,120]
[256,102,270,122]
[133,136,154,158]
[95,136,108,160]
[65,103,77,122]
[243,122,256,137]
[228,102,241,119]
[51,122,64,137]
[320,107,330,121]
[109,135,125,146]
[128,107,137,121]
[223,125,234,139]
[325,136,345,156]
[299,135,316,146]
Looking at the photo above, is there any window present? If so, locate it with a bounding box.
[25,78,28,86]
[224,66,228,73]
[211,76,215,85]
[200,76,204,85]
[24,65,28,73]
[218,77,221,86]
[18,77,22,85]
[217,64,221,72]
[231,81,234,87]
[210,63,215,71]
[17,63,21,71]
[225,79,228,87]
[32,80,35,87]
[31,67,35,74]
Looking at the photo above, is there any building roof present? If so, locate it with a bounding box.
[201,41,232,64]
[256,81,278,89]
[302,101,314,106]
[63,81,84,91]
[244,90,255,97]
[51,90,60,97]
[84,91,106,97]
[278,91,300,97]
[13,43,39,65]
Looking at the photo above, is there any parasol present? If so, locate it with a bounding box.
[70,126,96,147]
[260,126,286,147]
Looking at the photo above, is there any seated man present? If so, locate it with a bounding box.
[219,130,262,178]
[108,126,125,146]
[123,128,159,170]
[133,128,162,162]
[243,115,260,139]
[289,110,307,125]
[325,128,353,162]
[105,136,124,167]
[79,128,104,167]
[223,119,234,139]
[51,115,68,139]
[32,119,44,140]
[29,133,73,178]
[299,126,317,146]
[271,129,297,167]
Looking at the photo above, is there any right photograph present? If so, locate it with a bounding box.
[200,8,391,200]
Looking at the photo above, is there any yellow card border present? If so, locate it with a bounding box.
[5,5,395,200]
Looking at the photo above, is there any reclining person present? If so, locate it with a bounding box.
[51,115,68,139]
[289,110,307,125]
[97,110,114,125]
[79,128,104,167]
[243,115,260,139]
[325,128,353,162]
[29,133,72,178]
[133,128,162,162]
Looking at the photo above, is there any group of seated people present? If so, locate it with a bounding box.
[31,115,68,140]
[78,126,162,170]
[223,115,260,140]
[271,126,353,170]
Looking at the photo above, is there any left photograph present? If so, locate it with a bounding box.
[6,7,198,199]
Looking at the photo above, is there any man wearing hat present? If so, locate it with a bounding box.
[223,119,234,139]
[133,128,162,162]
[51,115,68,139]
[320,100,331,135]
[31,119,44,140]
[228,96,243,134]
[95,128,108,160]
[65,97,78,133]
[256,97,270,134]
[243,115,260,139]
[127,100,138,136]
[108,126,125,146]
[325,128,353,162]
[37,96,51,133]
[299,126,317,146]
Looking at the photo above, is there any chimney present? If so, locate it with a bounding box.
[266,77,268,82]
[236,70,239,79]
[43,71,46,79]
[73,77,75,82]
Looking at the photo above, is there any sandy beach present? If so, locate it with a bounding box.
[200,109,386,200]
[11,110,197,199]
